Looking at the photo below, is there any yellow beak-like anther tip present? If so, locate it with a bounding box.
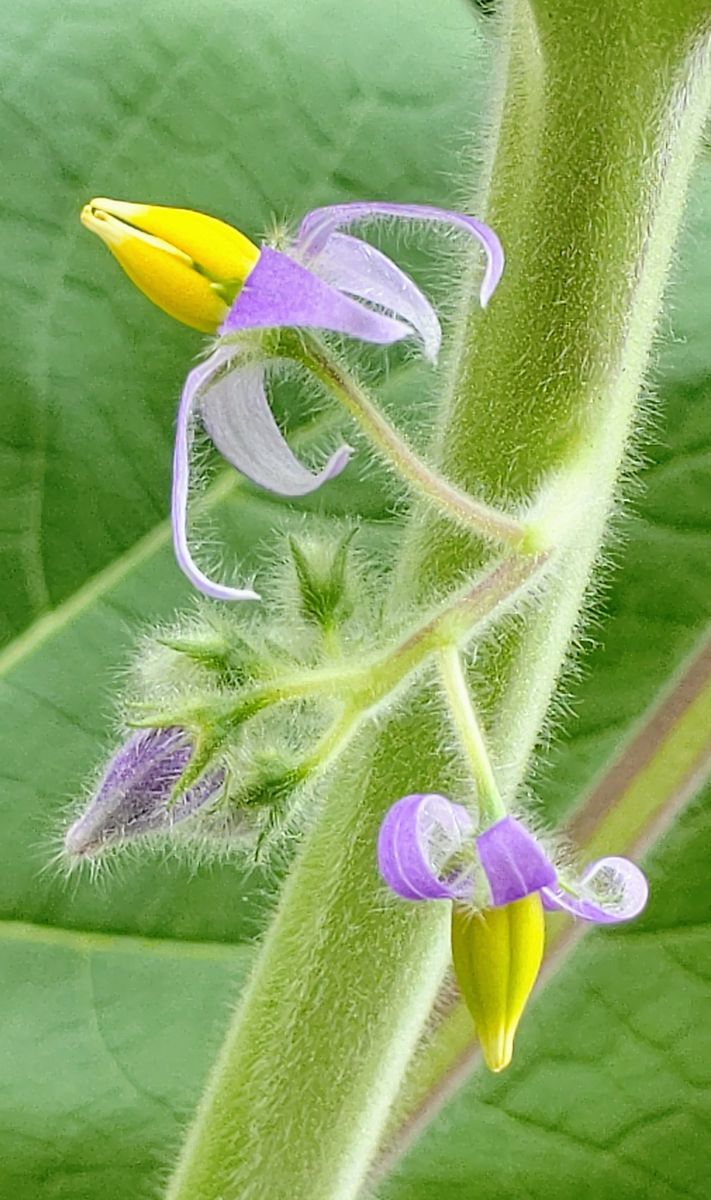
[451,892,545,1073]
[80,197,260,334]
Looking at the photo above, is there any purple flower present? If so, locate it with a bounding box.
[64,727,224,859]
[174,202,504,601]
[378,795,648,1071]
[377,794,648,924]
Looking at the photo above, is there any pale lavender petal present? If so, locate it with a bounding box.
[541,856,649,924]
[172,347,260,602]
[296,202,505,308]
[220,247,410,345]
[308,232,441,362]
[476,816,558,907]
[201,359,352,497]
[64,727,224,858]
[377,793,474,901]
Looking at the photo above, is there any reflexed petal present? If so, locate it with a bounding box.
[476,816,558,907]
[64,727,224,858]
[377,793,474,901]
[220,247,411,345]
[306,232,441,362]
[541,856,649,923]
[172,346,261,602]
[201,359,352,496]
[296,202,505,308]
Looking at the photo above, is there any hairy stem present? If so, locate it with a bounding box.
[294,331,529,549]
[438,646,506,823]
[167,3,711,1198]
[145,551,546,736]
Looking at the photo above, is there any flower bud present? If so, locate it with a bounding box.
[64,727,224,859]
[80,198,260,332]
[288,531,357,633]
[451,892,545,1072]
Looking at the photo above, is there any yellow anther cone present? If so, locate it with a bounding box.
[451,892,545,1072]
[80,198,260,333]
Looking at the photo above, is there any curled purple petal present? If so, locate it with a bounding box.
[306,232,441,362]
[476,816,558,907]
[541,856,649,924]
[377,793,474,901]
[172,346,260,602]
[220,246,410,345]
[296,202,505,308]
[64,727,224,858]
[201,359,351,497]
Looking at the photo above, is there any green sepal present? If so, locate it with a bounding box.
[288,529,358,633]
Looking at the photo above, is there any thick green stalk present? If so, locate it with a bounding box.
[400,0,711,793]
[166,718,452,1200]
[166,4,711,1199]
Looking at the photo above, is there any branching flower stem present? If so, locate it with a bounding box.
[135,553,548,796]
[214,553,545,740]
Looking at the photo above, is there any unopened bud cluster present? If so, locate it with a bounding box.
[65,532,373,861]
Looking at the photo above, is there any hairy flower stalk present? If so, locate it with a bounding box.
[126,553,547,804]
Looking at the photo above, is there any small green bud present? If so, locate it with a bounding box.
[288,530,357,632]
[241,754,303,809]
[157,632,234,670]
[157,630,261,686]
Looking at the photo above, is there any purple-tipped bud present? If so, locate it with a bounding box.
[64,727,224,859]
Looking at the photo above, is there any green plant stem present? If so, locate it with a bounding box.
[166,717,453,1200]
[438,646,506,823]
[167,4,711,1199]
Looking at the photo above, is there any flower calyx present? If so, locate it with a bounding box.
[288,530,359,636]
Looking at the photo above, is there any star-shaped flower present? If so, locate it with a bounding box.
[82,198,503,600]
[377,793,648,1070]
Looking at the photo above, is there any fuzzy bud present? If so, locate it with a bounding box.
[64,727,224,859]
[288,531,357,632]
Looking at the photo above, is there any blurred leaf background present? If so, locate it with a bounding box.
[1,0,710,1197]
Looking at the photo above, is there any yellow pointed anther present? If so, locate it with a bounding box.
[80,198,260,333]
[451,892,545,1073]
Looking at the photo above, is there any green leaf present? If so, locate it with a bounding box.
[0,923,253,1200]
